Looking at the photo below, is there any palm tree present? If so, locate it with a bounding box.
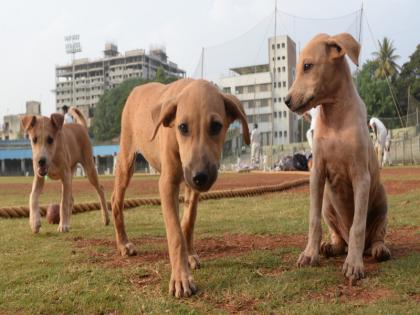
[372,37,401,79]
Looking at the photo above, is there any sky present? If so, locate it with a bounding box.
[0,0,418,122]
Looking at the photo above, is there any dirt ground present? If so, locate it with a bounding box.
[3,167,419,200]
[71,225,420,305]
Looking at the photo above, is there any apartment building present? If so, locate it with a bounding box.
[220,35,297,146]
[0,101,41,140]
[55,43,185,126]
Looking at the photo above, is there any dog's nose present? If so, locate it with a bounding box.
[38,158,46,167]
[193,172,208,187]
[284,95,292,108]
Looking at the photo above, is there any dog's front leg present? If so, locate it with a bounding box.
[159,176,196,298]
[58,172,72,232]
[297,166,325,267]
[343,173,370,283]
[181,187,200,269]
[29,176,45,233]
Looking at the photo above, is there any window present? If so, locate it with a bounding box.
[277,56,280,60]
[284,131,288,137]
[284,111,287,117]
[274,112,277,118]
[235,86,243,94]
[248,100,255,108]
[274,131,278,137]
[279,131,283,137]
[283,81,286,87]
[274,98,277,103]
[246,85,255,93]
[277,67,280,72]
[272,44,275,49]
[282,56,286,60]
[282,43,285,48]
[279,111,282,118]
[277,43,280,49]
[282,66,286,72]
[260,99,268,107]
[273,82,276,88]
[272,57,275,61]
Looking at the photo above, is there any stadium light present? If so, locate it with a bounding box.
[64,34,82,107]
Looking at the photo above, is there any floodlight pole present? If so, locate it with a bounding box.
[65,34,82,108]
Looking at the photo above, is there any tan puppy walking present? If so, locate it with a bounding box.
[285,33,390,283]
[21,108,109,233]
[112,78,249,298]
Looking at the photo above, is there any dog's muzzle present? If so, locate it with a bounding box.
[184,164,218,192]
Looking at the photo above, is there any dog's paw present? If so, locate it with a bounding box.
[342,256,364,285]
[297,251,320,267]
[188,254,201,270]
[30,220,41,233]
[169,270,197,298]
[320,241,346,258]
[103,213,110,226]
[57,224,70,232]
[371,243,391,262]
[118,242,137,256]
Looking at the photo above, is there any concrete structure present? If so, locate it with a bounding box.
[0,101,41,140]
[220,35,297,146]
[55,43,186,126]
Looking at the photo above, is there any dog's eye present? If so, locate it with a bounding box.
[178,123,189,135]
[209,121,223,135]
[32,137,37,144]
[303,63,313,72]
[47,136,54,145]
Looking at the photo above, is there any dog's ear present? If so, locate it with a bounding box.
[21,115,37,132]
[50,113,64,131]
[222,93,250,145]
[150,98,178,140]
[327,33,360,66]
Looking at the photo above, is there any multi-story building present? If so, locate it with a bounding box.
[220,35,297,146]
[0,101,41,140]
[55,43,186,126]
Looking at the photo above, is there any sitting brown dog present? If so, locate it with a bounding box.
[21,108,109,233]
[285,33,391,283]
[111,79,249,297]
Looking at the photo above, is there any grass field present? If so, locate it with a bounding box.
[0,169,419,314]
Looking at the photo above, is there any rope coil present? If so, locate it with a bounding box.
[0,178,309,219]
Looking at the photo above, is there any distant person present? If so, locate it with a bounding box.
[305,106,320,150]
[112,152,118,175]
[62,105,74,124]
[250,123,261,166]
[383,133,392,167]
[369,117,388,168]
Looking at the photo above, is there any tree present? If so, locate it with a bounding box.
[372,37,401,79]
[395,44,420,115]
[91,74,178,141]
[355,60,396,125]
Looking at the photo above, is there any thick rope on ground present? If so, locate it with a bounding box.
[0,178,309,219]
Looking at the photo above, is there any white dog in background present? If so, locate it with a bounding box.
[369,117,389,168]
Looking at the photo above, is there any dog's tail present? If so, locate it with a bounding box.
[69,106,88,128]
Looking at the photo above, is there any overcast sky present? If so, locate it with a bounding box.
[0,0,418,121]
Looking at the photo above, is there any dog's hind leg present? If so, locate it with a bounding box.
[321,194,347,258]
[29,176,45,233]
[181,186,200,269]
[366,184,391,261]
[111,144,136,256]
[83,157,110,226]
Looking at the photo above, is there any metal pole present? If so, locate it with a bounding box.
[72,52,75,106]
[407,85,410,127]
[201,47,204,79]
[269,0,278,169]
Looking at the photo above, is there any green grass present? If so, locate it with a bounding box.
[0,171,419,314]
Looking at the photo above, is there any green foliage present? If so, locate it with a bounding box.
[91,75,179,141]
[395,45,420,114]
[372,37,401,79]
[355,60,396,123]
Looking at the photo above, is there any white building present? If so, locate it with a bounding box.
[220,35,298,146]
[55,43,185,126]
